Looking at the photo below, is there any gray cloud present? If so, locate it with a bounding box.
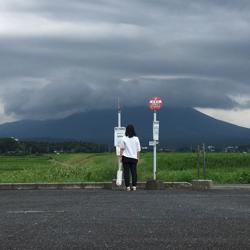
[0,0,250,120]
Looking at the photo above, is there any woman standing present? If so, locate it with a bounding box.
[120,125,141,191]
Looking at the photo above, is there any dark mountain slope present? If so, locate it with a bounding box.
[0,107,249,148]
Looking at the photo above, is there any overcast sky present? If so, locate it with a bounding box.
[0,0,250,127]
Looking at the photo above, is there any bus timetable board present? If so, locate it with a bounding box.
[114,127,126,156]
[114,127,126,147]
[153,121,159,141]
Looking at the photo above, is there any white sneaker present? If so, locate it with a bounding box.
[126,187,131,191]
[132,186,136,191]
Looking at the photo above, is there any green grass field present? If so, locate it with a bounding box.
[0,152,250,184]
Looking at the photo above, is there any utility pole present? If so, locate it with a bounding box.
[114,97,126,186]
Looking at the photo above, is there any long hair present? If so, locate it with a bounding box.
[125,124,136,138]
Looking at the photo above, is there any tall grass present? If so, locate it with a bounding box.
[0,152,249,183]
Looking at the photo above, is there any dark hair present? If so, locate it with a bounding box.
[125,124,136,138]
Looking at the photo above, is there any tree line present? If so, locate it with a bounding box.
[0,138,109,155]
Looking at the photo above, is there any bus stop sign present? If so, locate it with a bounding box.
[149,96,163,110]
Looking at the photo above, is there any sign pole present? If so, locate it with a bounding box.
[147,96,164,189]
[114,98,126,187]
[118,97,121,128]
[153,110,157,180]
[117,98,122,171]
[148,96,163,181]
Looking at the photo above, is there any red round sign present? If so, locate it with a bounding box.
[148,96,163,110]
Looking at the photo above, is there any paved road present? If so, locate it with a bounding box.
[0,189,250,250]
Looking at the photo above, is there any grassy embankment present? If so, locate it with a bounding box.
[0,153,250,184]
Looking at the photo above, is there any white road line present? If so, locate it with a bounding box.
[7,210,65,214]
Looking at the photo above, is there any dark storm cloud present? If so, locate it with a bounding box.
[0,0,250,120]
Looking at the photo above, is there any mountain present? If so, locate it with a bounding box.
[0,107,250,148]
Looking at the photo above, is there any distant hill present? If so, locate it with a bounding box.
[0,107,250,148]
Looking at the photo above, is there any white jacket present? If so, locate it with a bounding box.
[120,136,141,159]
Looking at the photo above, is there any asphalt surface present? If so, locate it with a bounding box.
[0,189,250,250]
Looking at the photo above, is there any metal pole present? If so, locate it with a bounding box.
[118,97,122,171]
[118,97,121,128]
[153,110,157,180]
[203,143,206,179]
[197,145,200,179]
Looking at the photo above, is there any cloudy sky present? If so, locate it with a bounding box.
[0,0,250,127]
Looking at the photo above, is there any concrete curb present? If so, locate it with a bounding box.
[1,182,249,191]
[192,180,213,190]
[0,180,250,191]
[0,182,191,190]
[212,184,250,190]
[0,182,112,190]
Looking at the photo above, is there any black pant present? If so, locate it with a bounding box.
[122,156,138,187]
